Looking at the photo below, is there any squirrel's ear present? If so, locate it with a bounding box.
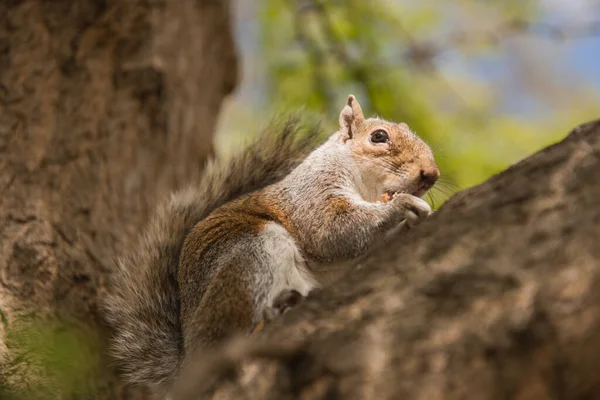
[338,94,364,141]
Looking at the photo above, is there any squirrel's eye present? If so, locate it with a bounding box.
[370,130,389,144]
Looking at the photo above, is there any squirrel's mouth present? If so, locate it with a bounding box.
[380,190,398,203]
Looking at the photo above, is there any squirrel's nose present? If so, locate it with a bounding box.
[420,166,440,189]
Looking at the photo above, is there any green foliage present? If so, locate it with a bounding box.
[2,318,106,400]
[217,0,600,208]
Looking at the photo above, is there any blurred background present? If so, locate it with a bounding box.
[1,3,598,398]
[215,0,600,204]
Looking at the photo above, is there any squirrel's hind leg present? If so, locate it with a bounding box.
[267,289,304,320]
[249,222,317,334]
[182,262,256,351]
[250,289,305,335]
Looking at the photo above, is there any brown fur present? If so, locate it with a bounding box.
[350,117,438,198]
[182,262,255,352]
[330,197,353,215]
[104,95,439,397]
[177,188,305,354]
[103,117,321,392]
[352,120,436,165]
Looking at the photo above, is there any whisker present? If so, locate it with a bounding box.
[437,184,461,193]
[436,177,461,190]
[428,186,454,204]
[435,191,453,202]
[431,185,450,197]
[425,192,436,209]
[434,181,461,194]
[436,185,454,196]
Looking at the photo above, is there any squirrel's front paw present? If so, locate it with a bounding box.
[392,194,432,228]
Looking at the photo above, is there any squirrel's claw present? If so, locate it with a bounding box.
[394,194,432,228]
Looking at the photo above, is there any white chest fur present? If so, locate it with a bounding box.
[255,222,318,310]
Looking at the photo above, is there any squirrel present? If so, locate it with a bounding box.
[104,95,439,396]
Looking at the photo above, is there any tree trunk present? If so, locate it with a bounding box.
[174,120,600,400]
[0,0,236,398]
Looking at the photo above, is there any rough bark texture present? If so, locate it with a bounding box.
[175,120,600,400]
[0,0,236,398]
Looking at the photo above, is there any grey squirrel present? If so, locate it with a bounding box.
[104,95,439,395]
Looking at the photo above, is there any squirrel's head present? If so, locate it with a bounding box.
[337,94,439,201]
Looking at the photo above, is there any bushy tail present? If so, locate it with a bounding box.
[103,118,321,391]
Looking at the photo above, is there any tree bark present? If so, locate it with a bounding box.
[0,0,236,398]
[175,120,600,400]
